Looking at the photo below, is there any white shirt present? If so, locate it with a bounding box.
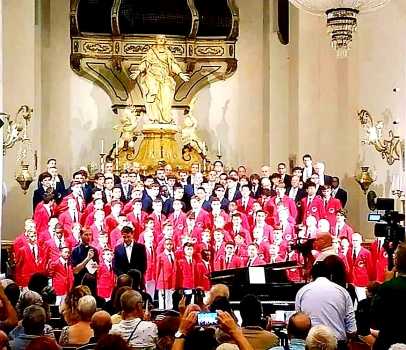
[110,318,158,349]
[295,277,356,341]
[288,187,298,200]
[29,243,38,262]
[125,242,133,262]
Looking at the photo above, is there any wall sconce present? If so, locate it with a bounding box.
[358,109,405,166]
[355,166,375,194]
[1,106,37,194]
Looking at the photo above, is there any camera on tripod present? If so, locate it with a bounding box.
[367,191,405,243]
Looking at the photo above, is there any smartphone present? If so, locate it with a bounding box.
[197,312,218,327]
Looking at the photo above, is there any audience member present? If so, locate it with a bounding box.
[273,312,311,350]
[77,310,112,350]
[305,325,337,350]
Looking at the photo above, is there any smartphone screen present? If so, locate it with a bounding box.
[197,312,218,327]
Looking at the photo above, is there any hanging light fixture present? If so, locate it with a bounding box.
[288,0,392,58]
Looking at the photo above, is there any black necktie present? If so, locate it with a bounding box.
[169,254,174,265]
[32,246,37,263]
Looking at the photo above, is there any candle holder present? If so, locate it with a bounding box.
[99,152,106,173]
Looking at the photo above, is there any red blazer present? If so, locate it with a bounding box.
[89,223,105,242]
[224,211,250,231]
[370,240,388,283]
[176,258,198,289]
[324,198,342,228]
[191,209,211,230]
[255,240,271,262]
[109,227,123,248]
[49,259,74,296]
[156,252,177,289]
[126,211,148,240]
[332,223,354,243]
[236,197,256,215]
[221,255,242,270]
[56,194,85,215]
[13,233,28,253]
[226,226,252,244]
[104,214,119,233]
[33,203,52,234]
[145,247,156,282]
[212,243,226,271]
[15,244,46,287]
[301,196,326,223]
[265,196,298,222]
[97,261,116,299]
[80,203,95,226]
[234,244,248,259]
[352,247,374,287]
[286,251,303,282]
[254,225,274,243]
[244,256,266,267]
[196,261,212,291]
[59,210,81,234]
[268,254,285,264]
[44,237,73,267]
[168,212,188,239]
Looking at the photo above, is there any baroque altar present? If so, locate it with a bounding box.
[70,0,239,173]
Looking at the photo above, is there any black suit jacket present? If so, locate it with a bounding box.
[33,187,46,210]
[334,188,348,207]
[113,242,147,277]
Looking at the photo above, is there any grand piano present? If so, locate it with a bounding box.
[210,261,305,313]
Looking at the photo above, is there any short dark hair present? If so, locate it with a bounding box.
[302,154,312,161]
[38,172,52,183]
[47,158,56,164]
[292,166,303,172]
[121,226,133,235]
[213,160,224,167]
[239,294,262,327]
[22,305,46,335]
[305,181,317,190]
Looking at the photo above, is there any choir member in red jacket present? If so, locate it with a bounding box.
[351,233,375,300]
[196,249,212,292]
[236,185,255,215]
[156,238,177,309]
[104,200,122,233]
[189,196,211,230]
[97,248,115,300]
[89,209,106,244]
[268,243,285,264]
[49,246,74,305]
[227,213,251,244]
[332,210,354,243]
[15,230,46,287]
[244,243,266,267]
[212,230,226,271]
[58,198,82,236]
[44,224,73,266]
[33,192,55,234]
[168,200,187,241]
[252,227,271,262]
[70,222,82,246]
[300,181,326,223]
[322,185,342,229]
[83,198,104,227]
[176,242,198,304]
[149,199,167,241]
[144,229,156,299]
[126,199,147,240]
[370,237,388,283]
[252,210,274,242]
[38,217,59,245]
[234,233,248,259]
[222,242,242,270]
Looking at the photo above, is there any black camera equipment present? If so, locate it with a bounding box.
[367,191,405,270]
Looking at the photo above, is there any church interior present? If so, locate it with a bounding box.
[0,0,406,349]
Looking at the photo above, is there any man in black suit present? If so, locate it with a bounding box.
[33,172,53,210]
[331,177,348,207]
[277,162,291,187]
[120,170,133,203]
[113,226,147,278]
[225,176,241,202]
[314,162,333,186]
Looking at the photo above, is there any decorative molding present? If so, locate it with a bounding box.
[83,41,113,54]
[195,46,224,56]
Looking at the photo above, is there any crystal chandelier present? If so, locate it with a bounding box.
[288,0,392,58]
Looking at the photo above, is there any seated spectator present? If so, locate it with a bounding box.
[109,286,132,325]
[110,290,158,349]
[205,284,230,307]
[238,294,278,350]
[128,269,153,307]
[25,336,59,350]
[78,310,112,350]
[60,285,91,325]
[3,281,20,308]
[390,345,406,350]
[11,291,54,341]
[95,334,131,350]
[273,312,311,350]
[0,283,18,333]
[9,305,47,350]
[59,295,97,346]
[104,274,133,315]
[305,325,337,350]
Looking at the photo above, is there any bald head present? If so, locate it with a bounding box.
[287,312,311,340]
[315,232,332,251]
[90,311,112,339]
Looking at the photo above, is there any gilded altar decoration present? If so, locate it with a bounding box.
[355,166,375,194]
[129,35,190,125]
[70,0,239,172]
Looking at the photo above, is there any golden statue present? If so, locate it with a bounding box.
[130,35,190,124]
[181,96,205,154]
[113,106,140,143]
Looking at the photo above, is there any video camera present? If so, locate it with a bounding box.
[367,192,405,243]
